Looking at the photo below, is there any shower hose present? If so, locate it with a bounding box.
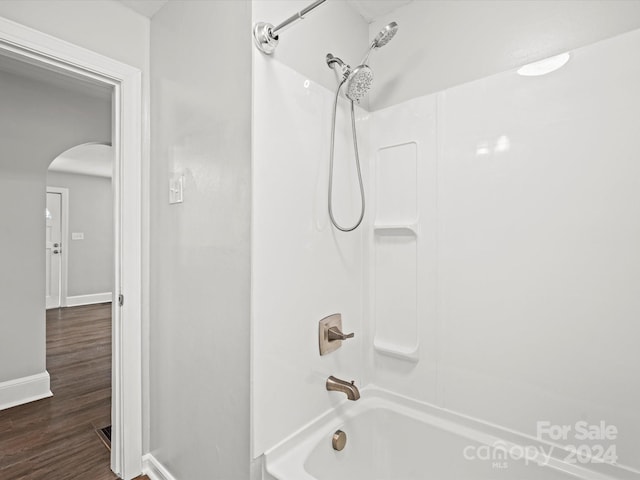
[328,78,366,232]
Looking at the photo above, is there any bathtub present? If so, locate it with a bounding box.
[264,388,635,480]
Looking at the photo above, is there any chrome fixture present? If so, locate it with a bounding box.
[319,313,354,356]
[326,22,399,232]
[332,430,347,451]
[326,53,348,75]
[326,22,399,104]
[253,0,328,55]
[326,376,360,401]
[362,21,399,63]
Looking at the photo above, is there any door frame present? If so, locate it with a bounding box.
[0,16,143,480]
[46,187,69,309]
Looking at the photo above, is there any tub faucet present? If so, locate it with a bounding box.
[326,376,360,401]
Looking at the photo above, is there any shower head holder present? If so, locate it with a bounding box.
[326,53,351,81]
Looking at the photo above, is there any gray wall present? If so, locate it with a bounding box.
[149,1,251,478]
[46,171,113,297]
[0,66,111,383]
[0,0,150,71]
[0,0,151,449]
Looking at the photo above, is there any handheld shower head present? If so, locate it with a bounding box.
[326,21,398,103]
[372,21,399,48]
[345,65,373,102]
[361,21,399,64]
[325,22,398,232]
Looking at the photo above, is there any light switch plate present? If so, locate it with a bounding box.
[169,175,184,204]
[71,232,84,240]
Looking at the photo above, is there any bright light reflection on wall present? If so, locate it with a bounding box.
[476,141,490,156]
[495,135,510,152]
[517,52,571,76]
[476,135,511,156]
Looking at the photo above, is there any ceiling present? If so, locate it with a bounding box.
[116,0,412,23]
[0,52,112,102]
[118,0,167,18]
[346,0,412,23]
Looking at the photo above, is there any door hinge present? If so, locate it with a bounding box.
[118,294,124,307]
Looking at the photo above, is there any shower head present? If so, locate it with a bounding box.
[372,21,399,48]
[360,21,399,65]
[326,21,397,103]
[345,65,373,102]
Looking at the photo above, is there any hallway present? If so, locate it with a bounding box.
[0,304,146,480]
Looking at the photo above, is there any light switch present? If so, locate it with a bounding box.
[169,175,184,204]
[72,232,84,240]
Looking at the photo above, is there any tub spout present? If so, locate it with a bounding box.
[326,375,360,401]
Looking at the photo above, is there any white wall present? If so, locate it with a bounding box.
[0,67,110,389]
[251,0,369,458]
[47,171,113,298]
[252,57,368,457]
[149,1,251,478]
[369,0,640,110]
[366,28,640,472]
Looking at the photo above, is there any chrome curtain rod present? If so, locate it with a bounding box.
[253,0,328,55]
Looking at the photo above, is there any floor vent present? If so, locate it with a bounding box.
[96,425,112,451]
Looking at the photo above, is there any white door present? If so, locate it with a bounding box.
[46,192,62,309]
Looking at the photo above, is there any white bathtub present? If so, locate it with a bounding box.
[264,388,636,480]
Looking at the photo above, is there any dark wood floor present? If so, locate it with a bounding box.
[0,303,149,480]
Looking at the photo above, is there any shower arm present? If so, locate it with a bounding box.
[253,0,327,55]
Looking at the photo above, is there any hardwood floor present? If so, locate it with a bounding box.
[0,303,149,480]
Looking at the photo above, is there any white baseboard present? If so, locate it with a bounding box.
[143,454,178,480]
[65,292,112,307]
[0,371,52,411]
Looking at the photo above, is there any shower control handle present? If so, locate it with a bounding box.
[328,326,354,342]
[319,314,355,356]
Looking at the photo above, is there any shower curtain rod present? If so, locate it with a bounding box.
[253,0,328,55]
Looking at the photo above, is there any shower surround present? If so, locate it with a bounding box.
[251,2,640,478]
[363,28,640,472]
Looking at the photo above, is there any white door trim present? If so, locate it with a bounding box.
[46,186,69,308]
[0,16,143,480]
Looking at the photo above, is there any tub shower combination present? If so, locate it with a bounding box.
[253,2,638,479]
[263,315,621,480]
[264,389,626,480]
[280,314,614,479]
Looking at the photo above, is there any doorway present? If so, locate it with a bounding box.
[45,188,67,310]
[48,143,115,309]
[0,17,143,480]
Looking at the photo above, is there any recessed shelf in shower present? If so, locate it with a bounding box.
[373,225,418,236]
[372,142,419,362]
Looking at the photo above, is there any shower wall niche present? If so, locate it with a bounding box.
[365,94,438,402]
[372,143,419,361]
